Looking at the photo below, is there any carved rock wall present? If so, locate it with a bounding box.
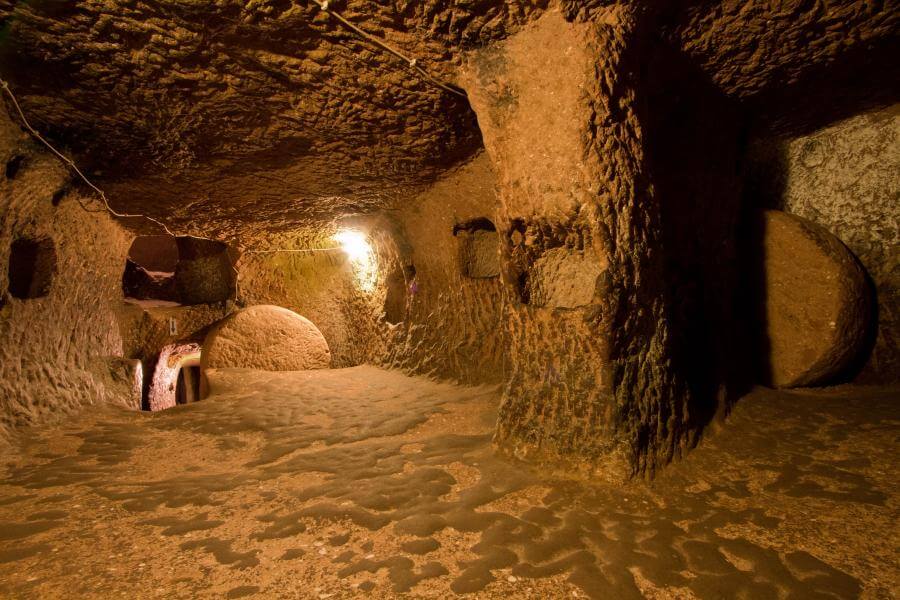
[0,108,132,435]
[461,8,696,480]
[384,153,506,384]
[744,104,899,382]
[235,152,506,384]
[235,228,358,367]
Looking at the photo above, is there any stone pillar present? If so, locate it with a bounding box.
[175,237,236,305]
[461,6,691,480]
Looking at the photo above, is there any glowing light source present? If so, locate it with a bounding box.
[334,229,377,292]
[334,230,371,262]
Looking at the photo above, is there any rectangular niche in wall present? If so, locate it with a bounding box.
[453,218,500,279]
[175,237,237,305]
[384,264,415,325]
[8,236,56,299]
[123,235,236,305]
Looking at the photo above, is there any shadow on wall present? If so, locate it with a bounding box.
[642,41,747,435]
[7,236,56,299]
[453,218,501,280]
[744,33,900,138]
[645,35,889,406]
[740,143,880,385]
[383,263,416,325]
[123,235,236,305]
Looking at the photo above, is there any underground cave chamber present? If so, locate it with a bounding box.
[0,2,898,598]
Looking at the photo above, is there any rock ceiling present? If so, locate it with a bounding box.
[0,0,896,237]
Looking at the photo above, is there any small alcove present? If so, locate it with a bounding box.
[384,264,415,325]
[453,218,500,279]
[8,236,56,299]
[123,235,235,306]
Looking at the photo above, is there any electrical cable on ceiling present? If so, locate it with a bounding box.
[244,247,341,253]
[0,78,177,238]
[0,77,345,256]
[310,0,467,98]
[0,4,461,251]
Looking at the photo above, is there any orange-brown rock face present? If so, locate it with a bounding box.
[756,210,872,388]
[1,0,896,237]
[461,8,690,480]
[0,0,896,481]
[0,108,132,434]
[744,106,900,384]
[202,305,331,372]
[667,0,900,133]
[0,0,552,236]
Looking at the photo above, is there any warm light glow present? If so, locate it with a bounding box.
[334,230,371,263]
[334,229,377,292]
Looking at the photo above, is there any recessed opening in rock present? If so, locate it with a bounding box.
[383,263,414,325]
[0,4,897,598]
[7,236,56,299]
[175,364,201,405]
[123,235,235,306]
[5,154,25,179]
[454,218,500,279]
[146,342,202,411]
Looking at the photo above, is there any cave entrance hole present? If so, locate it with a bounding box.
[8,236,56,299]
[123,235,236,306]
[384,263,416,325]
[175,363,201,405]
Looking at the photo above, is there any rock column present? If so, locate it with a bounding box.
[462,6,689,479]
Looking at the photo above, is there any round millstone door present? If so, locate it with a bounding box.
[756,209,872,388]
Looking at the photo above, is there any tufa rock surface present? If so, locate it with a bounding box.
[744,105,899,383]
[758,210,872,388]
[458,228,500,279]
[201,304,331,373]
[0,0,895,235]
[174,237,236,305]
[530,247,603,309]
[461,7,686,480]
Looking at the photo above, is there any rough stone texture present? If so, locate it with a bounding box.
[383,154,506,383]
[0,107,133,435]
[0,0,895,235]
[88,356,143,411]
[116,299,232,409]
[174,237,236,305]
[745,105,899,383]
[235,228,358,367]
[148,342,201,412]
[0,0,894,478]
[201,305,331,373]
[455,5,749,478]
[666,0,900,135]
[530,247,603,309]
[461,8,691,479]
[456,223,500,279]
[236,153,506,385]
[123,235,237,305]
[0,0,539,235]
[757,210,872,388]
[117,301,232,362]
[2,368,898,598]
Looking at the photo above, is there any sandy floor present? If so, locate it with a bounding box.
[0,366,897,599]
